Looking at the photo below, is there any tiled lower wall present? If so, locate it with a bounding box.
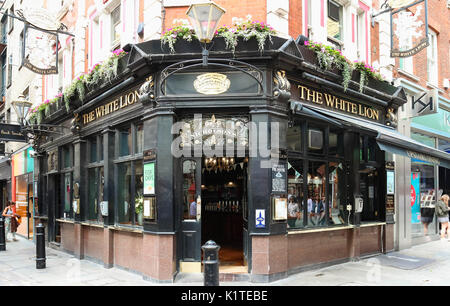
[252,224,388,281]
[59,223,176,282]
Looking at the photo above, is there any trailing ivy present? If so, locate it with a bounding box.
[304,40,383,93]
[29,49,127,123]
[161,23,197,54]
[161,16,276,55]
[216,16,276,55]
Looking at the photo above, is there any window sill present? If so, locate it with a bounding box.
[287,221,386,235]
[56,218,75,224]
[427,82,445,94]
[398,69,420,82]
[288,224,352,235]
[108,224,143,234]
[80,221,104,228]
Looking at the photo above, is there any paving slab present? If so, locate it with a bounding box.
[3,235,450,286]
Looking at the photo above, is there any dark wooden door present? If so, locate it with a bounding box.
[179,158,202,262]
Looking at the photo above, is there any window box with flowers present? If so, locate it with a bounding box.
[161,16,278,56]
[301,40,391,94]
[62,49,128,112]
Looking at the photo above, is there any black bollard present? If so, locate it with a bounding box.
[0,217,5,251]
[202,240,220,286]
[36,223,46,269]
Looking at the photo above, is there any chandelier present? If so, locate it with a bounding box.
[205,157,235,172]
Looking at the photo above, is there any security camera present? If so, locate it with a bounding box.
[29,150,38,158]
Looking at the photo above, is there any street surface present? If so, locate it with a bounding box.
[1,235,450,286]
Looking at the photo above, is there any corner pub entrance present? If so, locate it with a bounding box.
[33,35,450,283]
[179,155,248,273]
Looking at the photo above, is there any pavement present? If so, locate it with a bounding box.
[2,235,450,286]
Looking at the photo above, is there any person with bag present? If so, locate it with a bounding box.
[435,195,450,239]
[2,201,20,242]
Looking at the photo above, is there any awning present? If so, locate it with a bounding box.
[290,101,343,127]
[295,103,450,169]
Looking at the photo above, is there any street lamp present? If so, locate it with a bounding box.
[186,1,226,66]
[11,95,32,126]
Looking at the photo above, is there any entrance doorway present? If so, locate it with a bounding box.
[178,156,248,273]
[201,157,247,271]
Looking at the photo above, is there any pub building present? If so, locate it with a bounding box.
[32,34,450,283]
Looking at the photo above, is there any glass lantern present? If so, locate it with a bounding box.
[186,1,226,43]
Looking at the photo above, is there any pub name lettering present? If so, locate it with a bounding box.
[82,90,139,125]
[298,85,380,121]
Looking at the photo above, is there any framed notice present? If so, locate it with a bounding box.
[387,171,395,195]
[272,163,287,193]
[272,196,287,221]
[143,162,155,195]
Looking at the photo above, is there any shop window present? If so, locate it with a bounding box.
[90,138,97,163]
[287,124,302,152]
[118,162,132,224]
[329,131,343,157]
[88,168,99,220]
[328,161,346,225]
[287,159,304,229]
[183,160,197,220]
[62,145,72,169]
[307,161,327,227]
[136,124,143,154]
[63,173,72,215]
[119,127,132,157]
[115,123,144,227]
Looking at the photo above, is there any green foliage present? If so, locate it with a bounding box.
[216,16,277,55]
[161,16,277,55]
[161,24,197,54]
[304,40,384,93]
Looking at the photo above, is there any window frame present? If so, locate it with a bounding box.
[86,134,105,222]
[286,119,347,230]
[110,4,121,49]
[327,0,344,50]
[60,144,74,219]
[427,29,438,85]
[114,122,144,228]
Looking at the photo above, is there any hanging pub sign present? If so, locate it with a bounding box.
[390,0,429,57]
[16,7,65,74]
[22,24,59,74]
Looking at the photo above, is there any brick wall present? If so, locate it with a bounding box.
[163,0,267,30]
[289,0,302,40]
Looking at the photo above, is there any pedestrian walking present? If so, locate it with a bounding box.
[2,201,20,242]
[435,195,450,239]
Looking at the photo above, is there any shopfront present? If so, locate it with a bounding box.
[11,147,35,239]
[34,36,450,282]
[393,78,450,248]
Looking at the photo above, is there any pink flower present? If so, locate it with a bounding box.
[304,41,309,46]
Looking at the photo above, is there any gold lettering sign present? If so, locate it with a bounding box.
[81,89,140,125]
[193,73,231,95]
[296,84,381,122]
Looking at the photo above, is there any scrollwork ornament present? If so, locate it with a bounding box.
[273,70,291,102]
